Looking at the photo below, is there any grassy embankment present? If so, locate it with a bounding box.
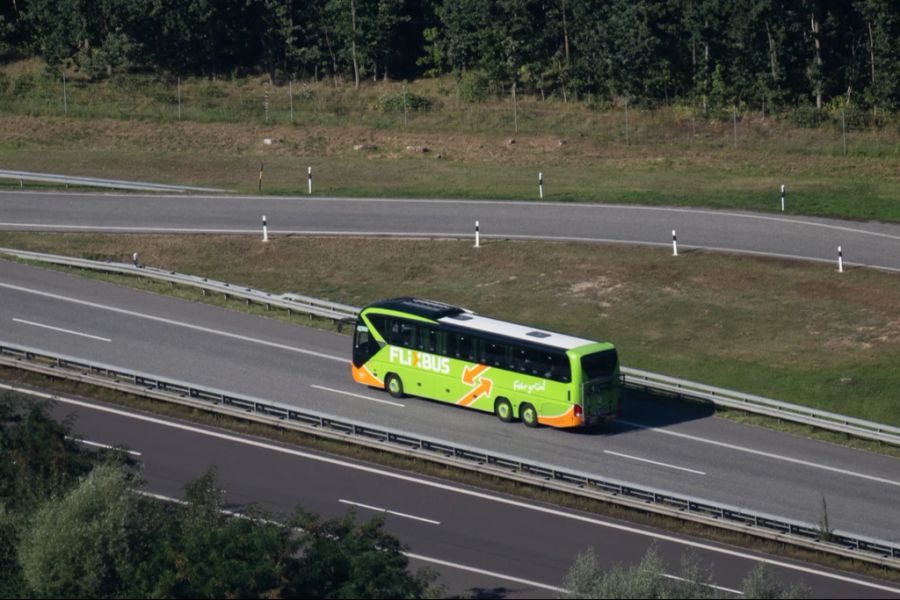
[3,232,900,432]
[0,59,898,221]
[1,60,898,428]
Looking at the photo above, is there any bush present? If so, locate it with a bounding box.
[375,91,432,113]
[789,106,829,128]
[456,70,491,103]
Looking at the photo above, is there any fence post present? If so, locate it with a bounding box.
[258,162,264,192]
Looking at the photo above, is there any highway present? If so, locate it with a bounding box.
[2,190,899,594]
[2,258,899,545]
[2,190,900,271]
[12,386,896,598]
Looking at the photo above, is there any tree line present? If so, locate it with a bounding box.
[0,1,897,112]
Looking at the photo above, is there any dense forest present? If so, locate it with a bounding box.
[0,1,898,111]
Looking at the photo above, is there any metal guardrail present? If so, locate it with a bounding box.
[0,169,227,193]
[3,248,898,447]
[0,340,897,568]
[622,367,900,446]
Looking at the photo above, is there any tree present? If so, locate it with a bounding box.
[17,464,136,598]
[285,508,439,598]
[0,394,94,512]
[560,545,810,599]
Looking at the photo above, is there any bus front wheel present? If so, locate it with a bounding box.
[494,398,514,423]
[520,403,539,428]
[385,374,405,399]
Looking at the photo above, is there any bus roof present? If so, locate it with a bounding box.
[364,297,599,351]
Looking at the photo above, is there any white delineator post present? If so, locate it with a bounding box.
[308,166,313,195]
[262,215,269,243]
[539,172,544,199]
[780,184,786,212]
[475,220,480,248]
[838,246,843,273]
[672,230,678,256]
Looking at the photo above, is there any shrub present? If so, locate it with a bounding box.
[375,91,432,113]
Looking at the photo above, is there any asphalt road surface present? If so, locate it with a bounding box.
[2,259,898,546]
[11,388,895,599]
[2,191,900,271]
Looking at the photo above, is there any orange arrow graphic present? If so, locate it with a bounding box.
[458,376,493,407]
[462,364,489,385]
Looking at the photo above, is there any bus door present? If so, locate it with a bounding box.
[352,320,381,367]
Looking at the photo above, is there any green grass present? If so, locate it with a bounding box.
[4,232,900,429]
[0,61,897,222]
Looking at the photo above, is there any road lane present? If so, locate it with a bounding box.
[26,392,900,598]
[2,258,899,543]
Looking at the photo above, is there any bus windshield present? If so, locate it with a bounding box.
[580,349,618,381]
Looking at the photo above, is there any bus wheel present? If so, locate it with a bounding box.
[520,403,539,428]
[385,374,404,399]
[494,398,514,423]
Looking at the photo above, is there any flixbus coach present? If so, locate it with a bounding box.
[351,297,622,428]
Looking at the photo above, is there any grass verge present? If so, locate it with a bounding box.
[3,232,899,429]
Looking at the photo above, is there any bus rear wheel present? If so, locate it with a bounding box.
[494,398,514,423]
[385,374,405,399]
[520,403,539,428]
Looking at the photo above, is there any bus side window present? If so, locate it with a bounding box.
[547,353,571,382]
[481,340,507,367]
[454,335,474,361]
[398,321,415,347]
[511,346,529,372]
[426,329,437,353]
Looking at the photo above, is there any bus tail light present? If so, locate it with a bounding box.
[574,404,583,419]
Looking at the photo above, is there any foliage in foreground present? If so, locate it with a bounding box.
[561,546,811,599]
[0,393,439,598]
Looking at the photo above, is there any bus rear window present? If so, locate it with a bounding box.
[581,349,618,381]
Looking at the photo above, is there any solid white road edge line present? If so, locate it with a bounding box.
[0,282,345,363]
[311,384,404,407]
[73,437,142,457]
[13,317,112,342]
[603,450,706,475]
[619,419,900,489]
[4,383,898,595]
[339,499,441,525]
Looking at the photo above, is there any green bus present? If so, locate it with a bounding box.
[351,297,622,428]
